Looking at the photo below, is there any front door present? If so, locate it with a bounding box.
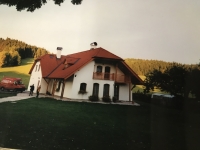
[114,84,119,100]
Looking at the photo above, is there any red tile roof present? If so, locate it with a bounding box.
[29,47,143,84]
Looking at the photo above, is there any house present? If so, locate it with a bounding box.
[28,43,143,101]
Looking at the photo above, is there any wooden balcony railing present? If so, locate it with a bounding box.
[93,72,114,80]
[93,72,131,83]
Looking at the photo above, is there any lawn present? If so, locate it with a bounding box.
[0,98,199,150]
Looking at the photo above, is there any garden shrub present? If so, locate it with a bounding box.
[89,95,99,101]
[112,96,117,102]
[102,95,111,102]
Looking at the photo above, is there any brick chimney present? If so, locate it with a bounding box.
[56,47,62,59]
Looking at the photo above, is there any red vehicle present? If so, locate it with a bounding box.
[0,77,26,92]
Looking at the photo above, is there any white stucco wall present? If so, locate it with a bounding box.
[69,61,117,100]
[62,80,73,98]
[40,78,47,94]
[93,79,115,100]
[70,61,95,99]
[118,84,130,101]
[53,76,74,98]
[28,61,43,93]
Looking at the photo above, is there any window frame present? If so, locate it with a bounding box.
[93,83,99,96]
[96,66,102,73]
[79,83,87,93]
[103,84,110,97]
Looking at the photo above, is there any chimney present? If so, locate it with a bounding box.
[90,42,97,49]
[56,47,62,59]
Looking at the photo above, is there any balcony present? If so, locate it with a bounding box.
[93,72,131,83]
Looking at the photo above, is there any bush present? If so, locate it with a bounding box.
[89,95,99,101]
[102,96,111,102]
[78,90,87,94]
[112,96,117,102]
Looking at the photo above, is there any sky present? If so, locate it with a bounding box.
[0,0,200,64]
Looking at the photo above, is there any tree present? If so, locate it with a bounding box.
[0,51,6,67]
[144,63,188,98]
[0,0,83,12]
[34,48,49,59]
[9,50,21,66]
[0,49,21,67]
[186,66,200,99]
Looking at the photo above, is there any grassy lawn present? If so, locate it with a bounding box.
[0,98,199,150]
[0,58,33,88]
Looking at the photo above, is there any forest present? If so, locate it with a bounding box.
[125,58,198,76]
[0,37,49,67]
[1,37,198,76]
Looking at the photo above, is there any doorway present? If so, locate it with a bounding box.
[104,66,110,80]
[114,84,119,100]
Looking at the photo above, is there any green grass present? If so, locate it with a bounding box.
[0,98,199,150]
[0,58,33,88]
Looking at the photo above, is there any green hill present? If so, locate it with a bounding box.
[0,37,49,67]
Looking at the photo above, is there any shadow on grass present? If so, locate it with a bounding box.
[0,98,199,150]
[20,58,34,66]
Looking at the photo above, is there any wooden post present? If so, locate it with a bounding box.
[60,80,65,99]
[52,79,58,96]
[129,75,133,103]
[45,79,50,95]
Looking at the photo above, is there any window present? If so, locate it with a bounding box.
[96,66,102,73]
[93,83,99,96]
[35,65,38,72]
[103,84,110,97]
[79,83,87,94]
[80,83,87,91]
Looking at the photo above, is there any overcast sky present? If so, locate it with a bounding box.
[0,0,200,64]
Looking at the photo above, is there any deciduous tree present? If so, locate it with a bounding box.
[0,0,83,12]
[144,63,188,98]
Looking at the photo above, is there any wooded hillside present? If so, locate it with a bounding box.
[0,38,49,67]
[125,58,197,75]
